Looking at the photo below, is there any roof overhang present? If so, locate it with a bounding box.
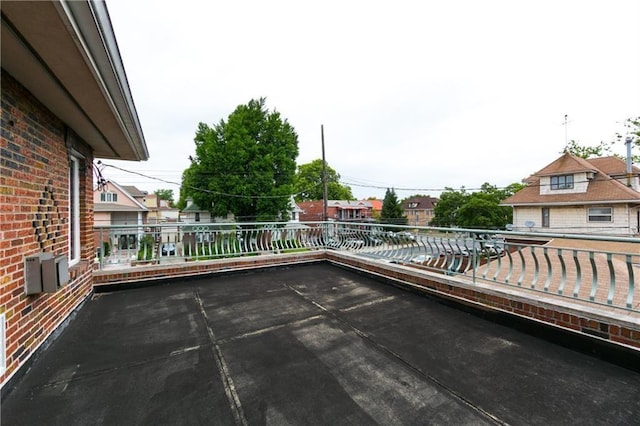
[1,0,148,161]
[502,200,640,207]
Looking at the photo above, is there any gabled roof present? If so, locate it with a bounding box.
[121,185,148,198]
[587,156,640,177]
[502,153,640,206]
[533,152,598,176]
[367,199,383,211]
[94,181,148,211]
[402,196,438,210]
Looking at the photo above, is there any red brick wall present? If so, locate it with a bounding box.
[1,71,94,385]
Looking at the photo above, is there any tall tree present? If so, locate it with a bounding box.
[563,139,613,159]
[293,159,354,201]
[431,187,467,227]
[615,116,640,163]
[380,188,407,225]
[432,183,521,229]
[154,189,175,207]
[180,98,299,221]
[563,116,639,161]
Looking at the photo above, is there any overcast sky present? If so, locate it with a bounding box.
[102,0,640,200]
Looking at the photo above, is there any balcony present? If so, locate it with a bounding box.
[3,222,640,423]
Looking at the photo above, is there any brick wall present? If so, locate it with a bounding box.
[1,71,95,385]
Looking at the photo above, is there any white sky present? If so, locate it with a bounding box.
[102,0,640,200]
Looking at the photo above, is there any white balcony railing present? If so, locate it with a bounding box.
[94,221,639,312]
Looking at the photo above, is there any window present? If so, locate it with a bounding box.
[195,212,200,222]
[69,156,80,265]
[408,202,418,208]
[588,207,612,222]
[542,207,550,228]
[550,174,573,190]
[100,192,118,202]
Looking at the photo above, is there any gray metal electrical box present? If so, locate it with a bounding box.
[24,253,53,295]
[42,256,58,293]
[56,256,69,287]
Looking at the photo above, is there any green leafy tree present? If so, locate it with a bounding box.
[180,98,299,221]
[432,183,522,229]
[380,188,407,225]
[431,187,467,227]
[563,139,613,159]
[154,189,175,207]
[563,116,639,162]
[615,116,640,163]
[293,159,354,201]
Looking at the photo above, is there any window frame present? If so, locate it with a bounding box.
[99,192,118,202]
[541,207,550,228]
[587,207,613,223]
[550,174,574,190]
[69,156,81,266]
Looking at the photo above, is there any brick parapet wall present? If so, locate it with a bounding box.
[324,251,640,350]
[1,71,94,386]
[93,251,326,287]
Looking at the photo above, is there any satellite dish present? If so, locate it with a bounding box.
[505,224,514,231]
[524,221,535,229]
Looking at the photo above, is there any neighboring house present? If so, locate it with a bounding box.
[94,182,149,251]
[402,196,438,227]
[288,196,304,222]
[144,193,180,223]
[0,1,148,386]
[501,153,640,236]
[368,199,383,219]
[180,197,213,224]
[94,182,149,227]
[298,200,374,222]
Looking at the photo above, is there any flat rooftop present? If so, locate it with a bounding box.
[3,263,640,424]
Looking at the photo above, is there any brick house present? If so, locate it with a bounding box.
[401,196,438,227]
[298,200,374,222]
[501,152,640,236]
[0,1,148,386]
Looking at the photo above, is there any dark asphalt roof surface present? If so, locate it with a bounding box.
[3,263,640,425]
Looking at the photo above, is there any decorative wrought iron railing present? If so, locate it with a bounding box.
[94,221,639,312]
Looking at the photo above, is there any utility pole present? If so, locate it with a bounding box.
[321,125,328,221]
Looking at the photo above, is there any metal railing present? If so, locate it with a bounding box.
[94,221,639,312]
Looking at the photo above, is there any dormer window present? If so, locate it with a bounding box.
[408,202,418,208]
[99,192,118,202]
[550,174,573,190]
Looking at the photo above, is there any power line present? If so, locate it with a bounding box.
[98,161,321,200]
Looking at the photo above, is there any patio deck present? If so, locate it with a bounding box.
[3,263,640,425]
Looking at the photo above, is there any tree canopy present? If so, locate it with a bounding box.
[563,116,639,162]
[179,98,299,221]
[431,183,523,229]
[293,159,354,201]
[154,189,175,207]
[380,188,407,226]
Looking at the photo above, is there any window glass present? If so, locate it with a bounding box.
[588,207,612,222]
[542,207,550,227]
[550,175,573,190]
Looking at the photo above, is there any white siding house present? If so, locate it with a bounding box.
[501,153,640,236]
